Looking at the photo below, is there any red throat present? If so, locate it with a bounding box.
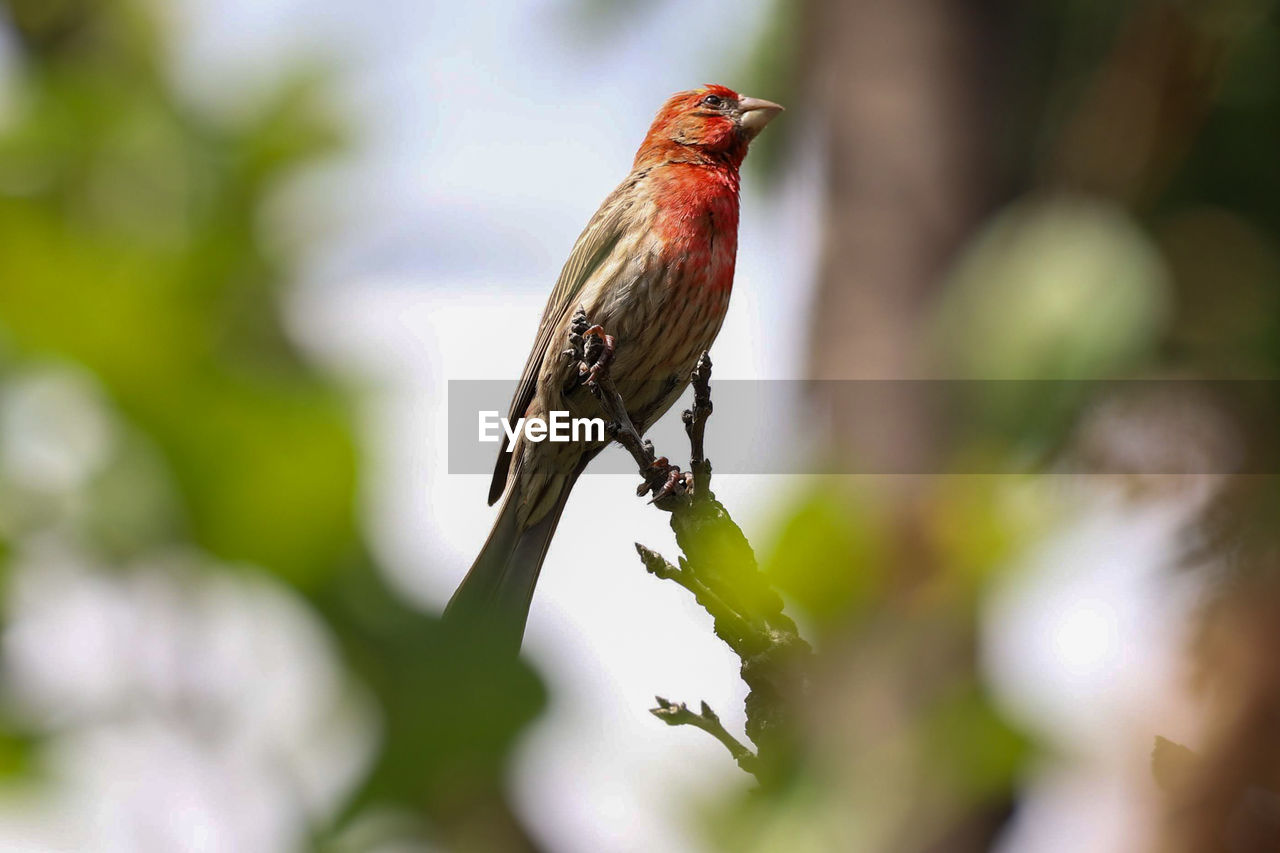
[650,163,741,294]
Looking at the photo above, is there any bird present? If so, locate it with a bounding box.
[445,84,782,651]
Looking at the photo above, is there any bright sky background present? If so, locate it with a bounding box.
[0,1,1207,850]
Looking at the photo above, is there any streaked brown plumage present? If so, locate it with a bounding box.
[446,85,782,650]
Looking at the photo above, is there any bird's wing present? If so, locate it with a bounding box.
[487,173,645,505]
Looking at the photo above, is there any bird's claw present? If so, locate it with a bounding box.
[565,307,589,360]
[638,459,692,503]
[562,307,593,393]
[581,325,616,388]
[649,468,693,504]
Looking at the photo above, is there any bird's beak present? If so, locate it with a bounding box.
[738,96,784,139]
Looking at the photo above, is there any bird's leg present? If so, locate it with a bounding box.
[567,313,689,506]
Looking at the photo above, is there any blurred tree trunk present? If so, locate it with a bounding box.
[794,2,1013,851]
[801,0,1000,475]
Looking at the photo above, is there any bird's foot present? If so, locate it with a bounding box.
[580,325,616,388]
[637,455,692,503]
[561,307,591,395]
[561,306,590,365]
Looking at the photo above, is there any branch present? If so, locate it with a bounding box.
[651,697,760,775]
[565,309,812,783]
[635,543,761,650]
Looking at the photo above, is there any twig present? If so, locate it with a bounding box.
[635,543,761,649]
[682,353,713,499]
[651,697,760,775]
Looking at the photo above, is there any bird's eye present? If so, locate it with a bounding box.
[701,94,724,109]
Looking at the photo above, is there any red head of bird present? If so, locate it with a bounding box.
[634,84,783,171]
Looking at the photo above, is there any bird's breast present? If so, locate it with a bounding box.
[650,167,741,297]
[543,166,742,430]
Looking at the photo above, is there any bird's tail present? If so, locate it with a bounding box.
[443,467,581,653]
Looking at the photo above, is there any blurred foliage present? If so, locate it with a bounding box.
[0,0,545,848]
[317,574,546,849]
[762,481,890,630]
[936,196,1170,383]
[0,16,354,584]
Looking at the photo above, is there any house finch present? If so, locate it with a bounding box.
[446,85,782,650]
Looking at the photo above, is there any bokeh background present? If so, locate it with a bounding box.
[0,0,1278,851]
